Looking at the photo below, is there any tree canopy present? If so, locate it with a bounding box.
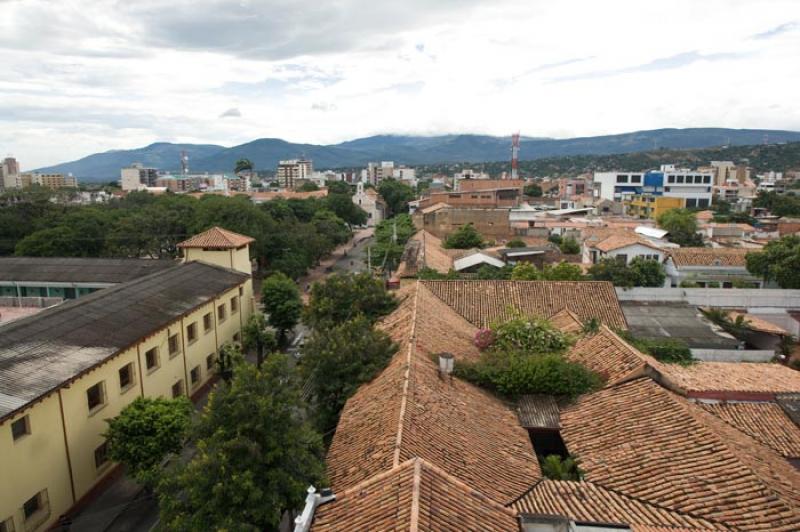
[377,178,415,217]
[510,262,584,281]
[261,273,303,344]
[234,158,254,174]
[657,209,704,247]
[588,257,665,287]
[304,272,397,328]
[157,356,325,531]
[523,184,543,197]
[300,316,397,432]
[558,237,581,255]
[746,235,800,288]
[443,223,484,249]
[105,396,193,488]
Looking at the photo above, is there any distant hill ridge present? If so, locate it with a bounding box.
[34,128,800,181]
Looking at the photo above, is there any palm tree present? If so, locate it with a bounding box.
[541,454,582,481]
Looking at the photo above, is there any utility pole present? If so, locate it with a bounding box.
[367,245,372,271]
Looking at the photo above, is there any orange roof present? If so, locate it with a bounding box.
[422,280,628,330]
[590,233,664,253]
[565,326,653,385]
[396,231,455,277]
[701,402,800,458]
[514,480,723,531]
[177,226,255,249]
[561,377,800,531]
[548,308,584,334]
[657,361,800,399]
[668,248,750,267]
[325,282,540,505]
[312,458,519,531]
[728,311,788,335]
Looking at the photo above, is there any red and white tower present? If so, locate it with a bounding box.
[511,132,520,179]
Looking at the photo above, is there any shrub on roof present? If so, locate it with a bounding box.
[558,237,581,255]
[443,223,484,249]
[491,315,574,354]
[506,238,527,248]
[615,329,694,365]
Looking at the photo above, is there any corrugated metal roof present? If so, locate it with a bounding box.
[453,252,506,271]
[0,257,177,284]
[0,262,248,420]
[517,394,560,429]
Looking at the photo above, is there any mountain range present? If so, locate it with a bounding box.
[35,128,800,181]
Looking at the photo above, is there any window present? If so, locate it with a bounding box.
[703,175,711,184]
[145,347,159,371]
[190,366,201,386]
[631,174,641,183]
[676,175,684,183]
[239,286,244,296]
[118,363,134,392]
[615,174,628,183]
[168,333,180,356]
[206,354,216,371]
[230,296,239,314]
[232,332,241,345]
[616,254,628,264]
[22,490,48,525]
[11,415,30,441]
[86,382,106,412]
[218,303,226,322]
[187,322,197,343]
[94,441,109,470]
[203,312,213,332]
[171,380,184,398]
[686,198,698,208]
[668,175,675,183]
[698,198,710,208]
[664,186,671,192]
[0,516,14,532]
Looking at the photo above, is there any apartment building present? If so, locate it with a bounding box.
[0,227,255,531]
[594,165,712,208]
[121,163,159,191]
[276,159,313,189]
[1,157,20,190]
[14,173,78,190]
[625,195,685,219]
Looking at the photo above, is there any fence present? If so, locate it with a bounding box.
[0,296,63,308]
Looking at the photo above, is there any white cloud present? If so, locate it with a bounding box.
[0,0,798,168]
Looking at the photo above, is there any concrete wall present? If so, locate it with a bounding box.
[616,287,800,309]
[690,348,775,362]
[421,208,511,239]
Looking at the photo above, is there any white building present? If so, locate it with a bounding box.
[353,182,386,227]
[593,165,712,208]
[121,163,159,191]
[276,159,313,189]
[584,234,667,267]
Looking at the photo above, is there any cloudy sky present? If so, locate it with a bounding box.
[1,0,799,168]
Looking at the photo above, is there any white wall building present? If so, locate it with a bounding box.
[121,163,159,191]
[276,159,313,189]
[353,182,386,227]
[593,165,712,208]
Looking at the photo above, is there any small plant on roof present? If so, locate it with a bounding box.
[541,454,582,481]
[581,317,600,336]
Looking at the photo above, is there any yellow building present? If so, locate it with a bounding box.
[0,227,255,531]
[625,195,685,219]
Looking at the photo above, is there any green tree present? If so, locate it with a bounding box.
[746,235,800,288]
[297,181,319,192]
[588,258,638,288]
[157,356,325,531]
[558,237,580,255]
[105,397,193,488]
[657,209,704,247]
[474,264,513,280]
[300,317,397,432]
[234,158,254,174]
[371,214,416,271]
[216,343,245,382]
[325,181,351,195]
[242,312,278,367]
[542,261,584,281]
[261,273,303,345]
[443,223,484,249]
[377,178,415,217]
[506,238,526,248]
[541,455,581,481]
[304,272,397,328]
[511,262,540,280]
[628,257,666,287]
[324,192,368,227]
[523,184,543,197]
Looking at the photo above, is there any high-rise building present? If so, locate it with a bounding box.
[121,163,159,191]
[276,159,313,189]
[593,164,713,208]
[19,173,78,189]
[1,157,20,190]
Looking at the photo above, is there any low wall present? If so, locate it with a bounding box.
[0,296,63,308]
[690,348,775,362]
[616,287,800,309]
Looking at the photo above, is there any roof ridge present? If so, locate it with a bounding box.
[699,402,797,457]
[392,280,421,467]
[328,458,418,499]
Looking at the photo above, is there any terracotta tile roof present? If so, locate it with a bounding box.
[656,361,800,399]
[668,248,750,267]
[513,480,724,531]
[421,280,627,330]
[312,458,519,531]
[177,226,255,249]
[565,326,653,386]
[701,402,800,458]
[590,233,664,253]
[325,282,540,506]
[560,377,800,531]
[727,311,788,335]
[548,308,585,334]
